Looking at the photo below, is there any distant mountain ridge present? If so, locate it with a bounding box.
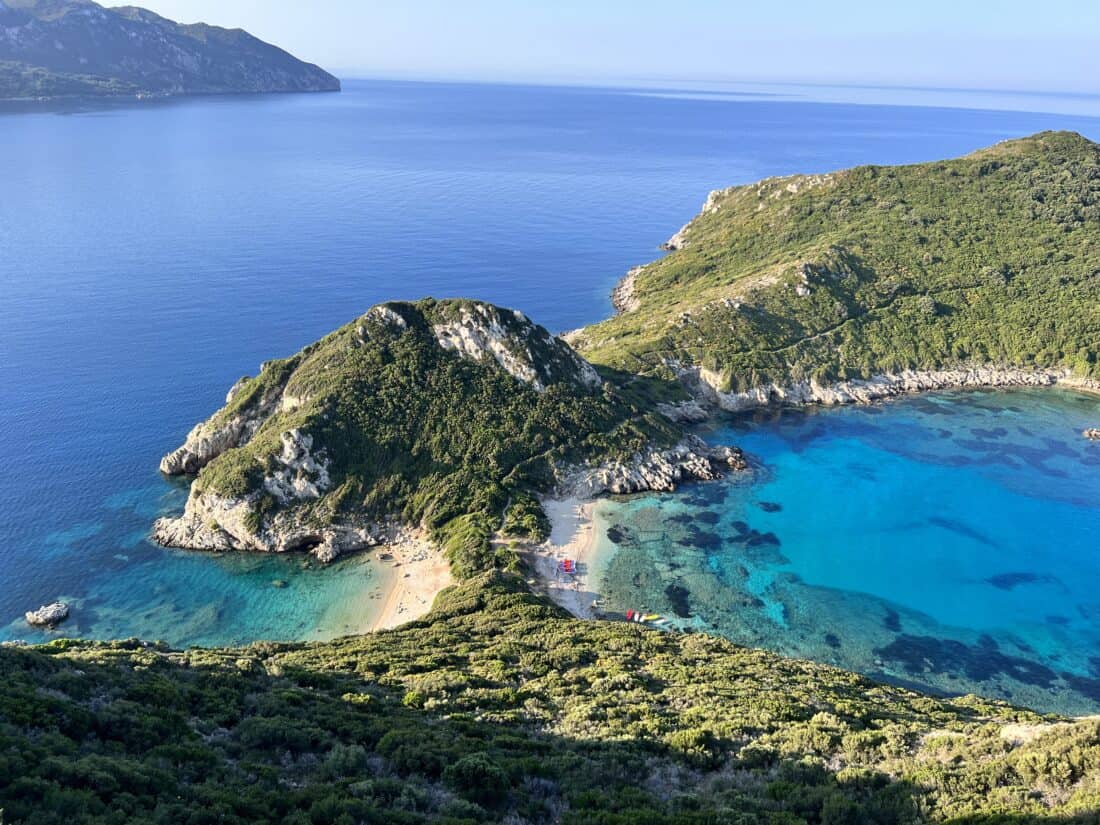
[0,0,339,99]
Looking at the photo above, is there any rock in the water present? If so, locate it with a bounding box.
[25,602,69,628]
[1085,428,1100,441]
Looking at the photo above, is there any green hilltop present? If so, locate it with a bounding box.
[154,298,682,577]
[574,131,1100,394]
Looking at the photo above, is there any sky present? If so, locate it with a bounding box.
[125,1,1100,94]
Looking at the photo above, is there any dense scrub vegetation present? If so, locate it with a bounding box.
[0,60,140,98]
[187,299,678,575]
[577,131,1100,391]
[3,574,1100,823]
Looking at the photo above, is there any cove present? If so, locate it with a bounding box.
[592,388,1100,715]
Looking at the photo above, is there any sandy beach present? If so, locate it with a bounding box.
[368,533,454,631]
[523,497,613,619]
[315,532,453,638]
[322,498,612,637]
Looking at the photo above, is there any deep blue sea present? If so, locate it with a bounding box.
[1,79,1098,710]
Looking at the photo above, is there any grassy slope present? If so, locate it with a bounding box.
[190,299,678,575]
[577,132,1100,393]
[2,575,1100,824]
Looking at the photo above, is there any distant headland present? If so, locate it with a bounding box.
[0,0,339,101]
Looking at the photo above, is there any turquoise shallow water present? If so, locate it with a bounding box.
[593,389,1100,715]
[3,479,391,646]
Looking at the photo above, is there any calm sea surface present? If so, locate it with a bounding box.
[593,389,1100,714]
[1,80,1098,709]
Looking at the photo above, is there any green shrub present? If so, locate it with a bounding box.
[443,753,510,805]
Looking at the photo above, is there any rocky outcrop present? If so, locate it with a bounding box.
[683,365,1090,412]
[263,429,331,503]
[159,418,249,476]
[154,424,366,562]
[565,437,746,499]
[610,267,642,314]
[655,399,710,424]
[159,365,291,475]
[1085,429,1100,441]
[661,189,727,251]
[152,500,392,563]
[432,302,602,392]
[25,602,69,628]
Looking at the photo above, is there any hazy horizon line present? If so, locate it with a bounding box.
[327,69,1100,101]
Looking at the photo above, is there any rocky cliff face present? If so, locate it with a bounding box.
[158,374,287,476]
[0,0,339,99]
[610,266,642,314]
[430,302,602,392]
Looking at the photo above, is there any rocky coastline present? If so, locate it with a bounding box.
[151,505,394,563]
[154,433,747,562]
[681,364,1100,413]
[609,266,642,314]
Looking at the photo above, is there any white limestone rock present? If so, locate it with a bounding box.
[25,602,69,628]
[685,365,1076,412]
[611,266,643,314]
[565,436,746,499]
[432,302,602,392]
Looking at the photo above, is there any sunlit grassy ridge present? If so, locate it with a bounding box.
[3,574,1100,824]
[576,131,1100,392]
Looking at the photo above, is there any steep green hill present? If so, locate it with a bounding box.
[0,0,339,99]
[154,299,690,576]
[3,575,1100,824]
[575,131,1100,397]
